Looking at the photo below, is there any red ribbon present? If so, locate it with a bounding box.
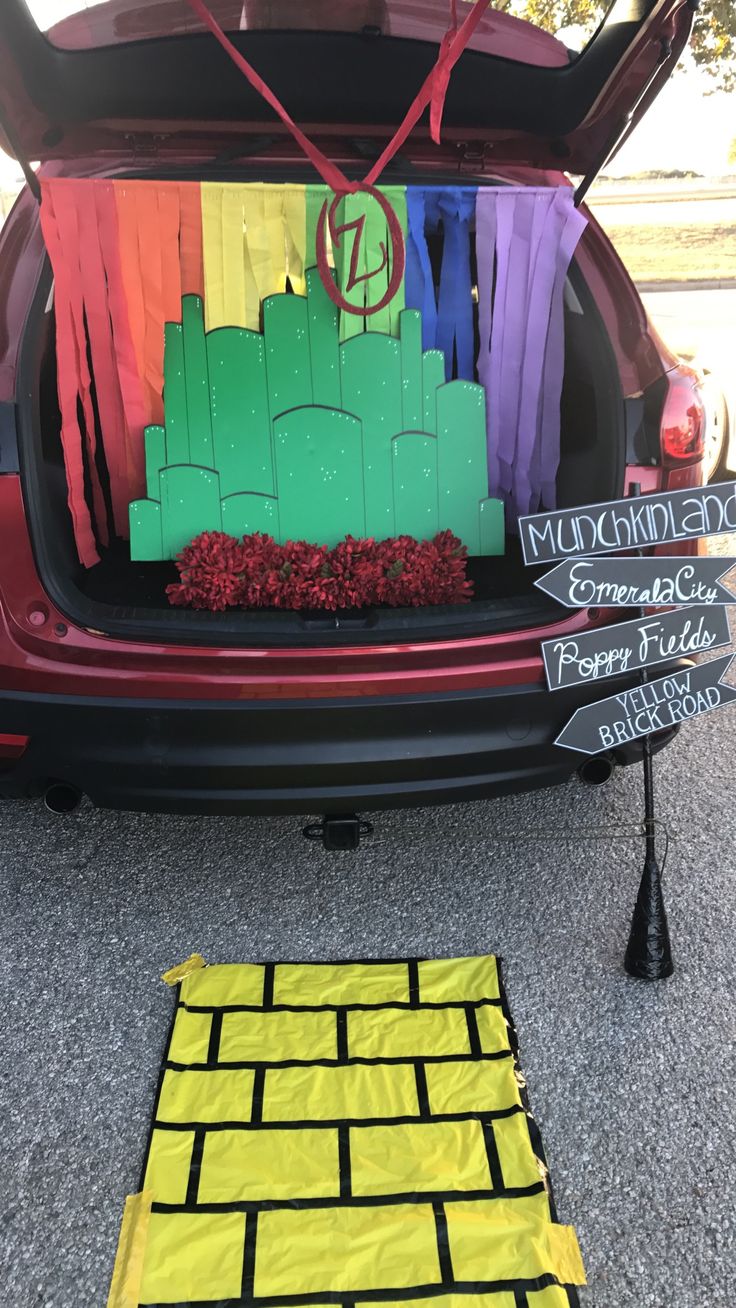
[184,0,492,191]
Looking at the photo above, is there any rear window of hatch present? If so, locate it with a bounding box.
[26,0,599,67]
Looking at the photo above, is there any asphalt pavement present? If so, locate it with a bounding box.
[2,656,735,1307]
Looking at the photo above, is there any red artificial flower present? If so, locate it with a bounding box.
[167,530,473,611]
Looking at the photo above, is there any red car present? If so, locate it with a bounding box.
[0,0,704,837]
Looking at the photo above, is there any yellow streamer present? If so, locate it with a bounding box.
[243,187,272,316]
[201,184,225,332]
[283,186,307,295]
[201,184,404,336]
[206,184,308,330]
[221,185,247,328]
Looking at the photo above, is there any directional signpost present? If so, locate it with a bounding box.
[521,479,736,982]
[535,556,736,608]
[554,653,736,752]
[518,478,736,564]
[542,605,732,692]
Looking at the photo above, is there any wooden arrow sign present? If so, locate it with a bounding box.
[519,479,736,565]
[542,605,731,691]
[535,556,736,609]
[555,654,736,754]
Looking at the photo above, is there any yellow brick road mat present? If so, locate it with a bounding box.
[108,954,585,1308]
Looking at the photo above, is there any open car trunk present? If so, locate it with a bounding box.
[2,0,690,648]
[18,172,625,648]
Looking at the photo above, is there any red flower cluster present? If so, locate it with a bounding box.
[166,531,473,611]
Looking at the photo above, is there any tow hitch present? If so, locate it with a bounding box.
[303,814,373,851]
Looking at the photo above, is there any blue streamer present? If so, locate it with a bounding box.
[405,189,437,351]
[405,186,477,379]
[436,187,476,381]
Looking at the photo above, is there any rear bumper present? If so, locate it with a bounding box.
[0,676,678,816]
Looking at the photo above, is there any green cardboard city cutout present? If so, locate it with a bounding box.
[129,269,505,561]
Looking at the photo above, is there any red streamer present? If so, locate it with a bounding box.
[39,182,100,567]
[95,180,149,511]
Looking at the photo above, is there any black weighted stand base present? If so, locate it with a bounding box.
[624,850,674,981]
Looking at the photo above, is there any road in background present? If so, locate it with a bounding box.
[594,193,736,232]
[641,289,736,365]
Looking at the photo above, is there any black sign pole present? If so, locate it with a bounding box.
[624,484,674,981]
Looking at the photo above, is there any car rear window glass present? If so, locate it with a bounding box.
[26,0,606,64]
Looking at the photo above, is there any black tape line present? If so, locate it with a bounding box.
[433,1202,454,1287]
[207,1010,223,1065]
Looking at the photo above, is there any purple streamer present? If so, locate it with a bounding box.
[538,201,588,510]
[475,193,497,491]
[475,186,587,523]
[516,190,564,518]
[495,193,535,503]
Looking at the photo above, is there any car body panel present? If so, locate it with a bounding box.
[0,673,681,813]
[0,0,694,174]
[0,0,706,813]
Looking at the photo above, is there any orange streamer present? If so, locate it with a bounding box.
[178,183,204,298]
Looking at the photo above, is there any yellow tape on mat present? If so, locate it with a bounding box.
[106,1190,152,1308]
[160,953,206,986]
[110,955,585,1306]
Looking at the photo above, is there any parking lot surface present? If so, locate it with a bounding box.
[2,660,735,1307]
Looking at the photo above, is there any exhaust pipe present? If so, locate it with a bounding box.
[577,756,614,787]
[44,782,83,814]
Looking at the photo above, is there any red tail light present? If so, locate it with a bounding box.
[0,733,29,760]
[660,364,706,467]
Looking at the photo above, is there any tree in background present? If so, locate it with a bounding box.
[499,0,735,91]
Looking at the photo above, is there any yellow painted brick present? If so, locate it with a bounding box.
[262,1063,419,1121]
[219,1009,337,1062]
[254,1203,441,1295]
[474,1005,512,1055]
[139,1211,245,1302]
[199,1127,340,1202]
[157,1068,255,1123]
[445,1199,583,1283]
[424,1058,521,1116]
[168,1008,212,1064]
[528,1289,574,1308]
[273,961,410,1006]
[350,1120,491,1195]
[143,1129,194,1205]
[493,1112,546,1190]
[180,963,265,1007]
[347,1008,470,1059]
[361,1295,516,1308]
[417,956,500,1003]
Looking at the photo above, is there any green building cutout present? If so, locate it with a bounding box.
[129,268,504,560]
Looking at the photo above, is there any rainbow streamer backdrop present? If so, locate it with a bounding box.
[39,179,585,569]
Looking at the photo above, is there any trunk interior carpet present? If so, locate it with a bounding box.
[108,954,585,1308]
